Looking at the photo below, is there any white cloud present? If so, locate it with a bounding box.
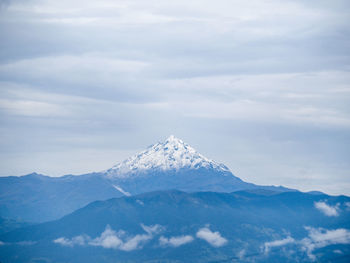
[263,236,295,253]
[53,237,72,246]
[159,235,194,247]
[314,201,340,216]
[263,227,350,261]
[53,224,162,251]
[88,225,123,249]
[196,227,227,247]
[301,227,350,260]
[54,235,87,247]
[119,233,152,251]
[141,224,163,235]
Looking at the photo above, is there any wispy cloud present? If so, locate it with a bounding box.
[0,240,37,246]
[263,227,350,261]
[0,98,71,117]
[54,235,86,247]
[159,235,194,247]
[301,227,350,260]
[196,227,227,247]
[237,249,246,260]
[263,236,295,254]
[314,201,340,216]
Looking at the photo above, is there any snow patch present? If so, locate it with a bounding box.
[113,185,131,196]
[105,135,229,178]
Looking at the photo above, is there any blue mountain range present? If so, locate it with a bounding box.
[0,136,349,262]
[0,136,293,222]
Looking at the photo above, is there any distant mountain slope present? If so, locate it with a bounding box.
[1,190,349,263]
[0,136,294,222]
[0,217,31,235]
[0,173,123,222]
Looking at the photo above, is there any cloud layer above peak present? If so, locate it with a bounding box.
[0,0,349,195]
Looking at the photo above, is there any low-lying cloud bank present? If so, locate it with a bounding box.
[54,225,228,250]
[54,224,162,251]
[263,227,350,260]
[314,201,340,217]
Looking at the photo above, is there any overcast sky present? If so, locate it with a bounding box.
[0,0,349,195]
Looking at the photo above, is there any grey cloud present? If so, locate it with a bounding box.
[0,0,349,195]
[1,0,349,74]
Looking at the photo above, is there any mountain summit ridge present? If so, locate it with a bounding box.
[105,135,230,178]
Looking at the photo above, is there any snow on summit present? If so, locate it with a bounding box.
[106,135,229,177]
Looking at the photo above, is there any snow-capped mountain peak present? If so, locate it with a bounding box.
[105,135,230,178]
